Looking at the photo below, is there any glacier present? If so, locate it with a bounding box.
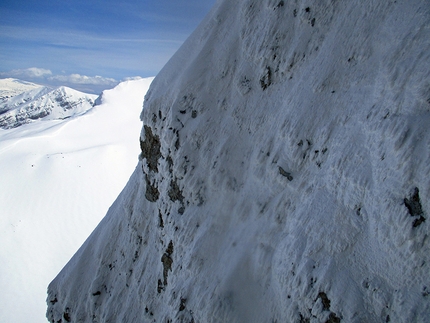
[47,0,429,322]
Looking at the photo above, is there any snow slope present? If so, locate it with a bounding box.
[48,1,430,322]
[0,78,43,100]
[0,78,153,323]
[0,84,98,129]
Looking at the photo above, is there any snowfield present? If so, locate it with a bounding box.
[48,0,429,322]
[0,78,153,323]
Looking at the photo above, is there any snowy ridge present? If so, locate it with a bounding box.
[0,78,153,323]
[0,84,98,129]
[47,1,429,323]
[0,78,43,99]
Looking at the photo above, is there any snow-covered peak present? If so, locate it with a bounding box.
[0,78,44,99]
[0,84,98,129]
[93,78,147,107]
[48,1,429,323]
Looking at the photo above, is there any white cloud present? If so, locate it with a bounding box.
[1,67,52,78]
[48,74,118,86]
[122,76,143,81]
[0,68,123,93]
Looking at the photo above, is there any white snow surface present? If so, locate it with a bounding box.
[0,78,44,99]
[48,1,429,322]
[0,78,153,323]
[0,83,98,129]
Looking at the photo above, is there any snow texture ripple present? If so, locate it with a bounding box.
[47,1,430,322]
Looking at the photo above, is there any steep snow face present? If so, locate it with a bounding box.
[0,85,98,129]
[0,78,43,99]
[0,78,153,323]
[47,1,430,322]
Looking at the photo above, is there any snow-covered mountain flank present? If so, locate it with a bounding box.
[47,1,429,322]
[0,79,98,129]
[0,78,43,99]
[0,78,153,323]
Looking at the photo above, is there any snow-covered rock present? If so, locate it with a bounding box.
[0,83,98,129]
[0,78,153,323]
[47,1,430,322]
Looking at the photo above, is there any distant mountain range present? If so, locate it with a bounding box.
[0,78,43,99]
[0,78,97,129]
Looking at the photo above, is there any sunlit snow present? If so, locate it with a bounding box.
[0,78,43,99]
[0,78,153,323]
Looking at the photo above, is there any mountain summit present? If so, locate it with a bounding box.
[47,1,429,322]
[0,80,97,129]
[0,78,43,99]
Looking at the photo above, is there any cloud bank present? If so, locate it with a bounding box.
[48,74,117,86]
[0,68,120,93]
[1,67,53,79]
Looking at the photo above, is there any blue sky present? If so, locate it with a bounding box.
[0,0,216,93]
